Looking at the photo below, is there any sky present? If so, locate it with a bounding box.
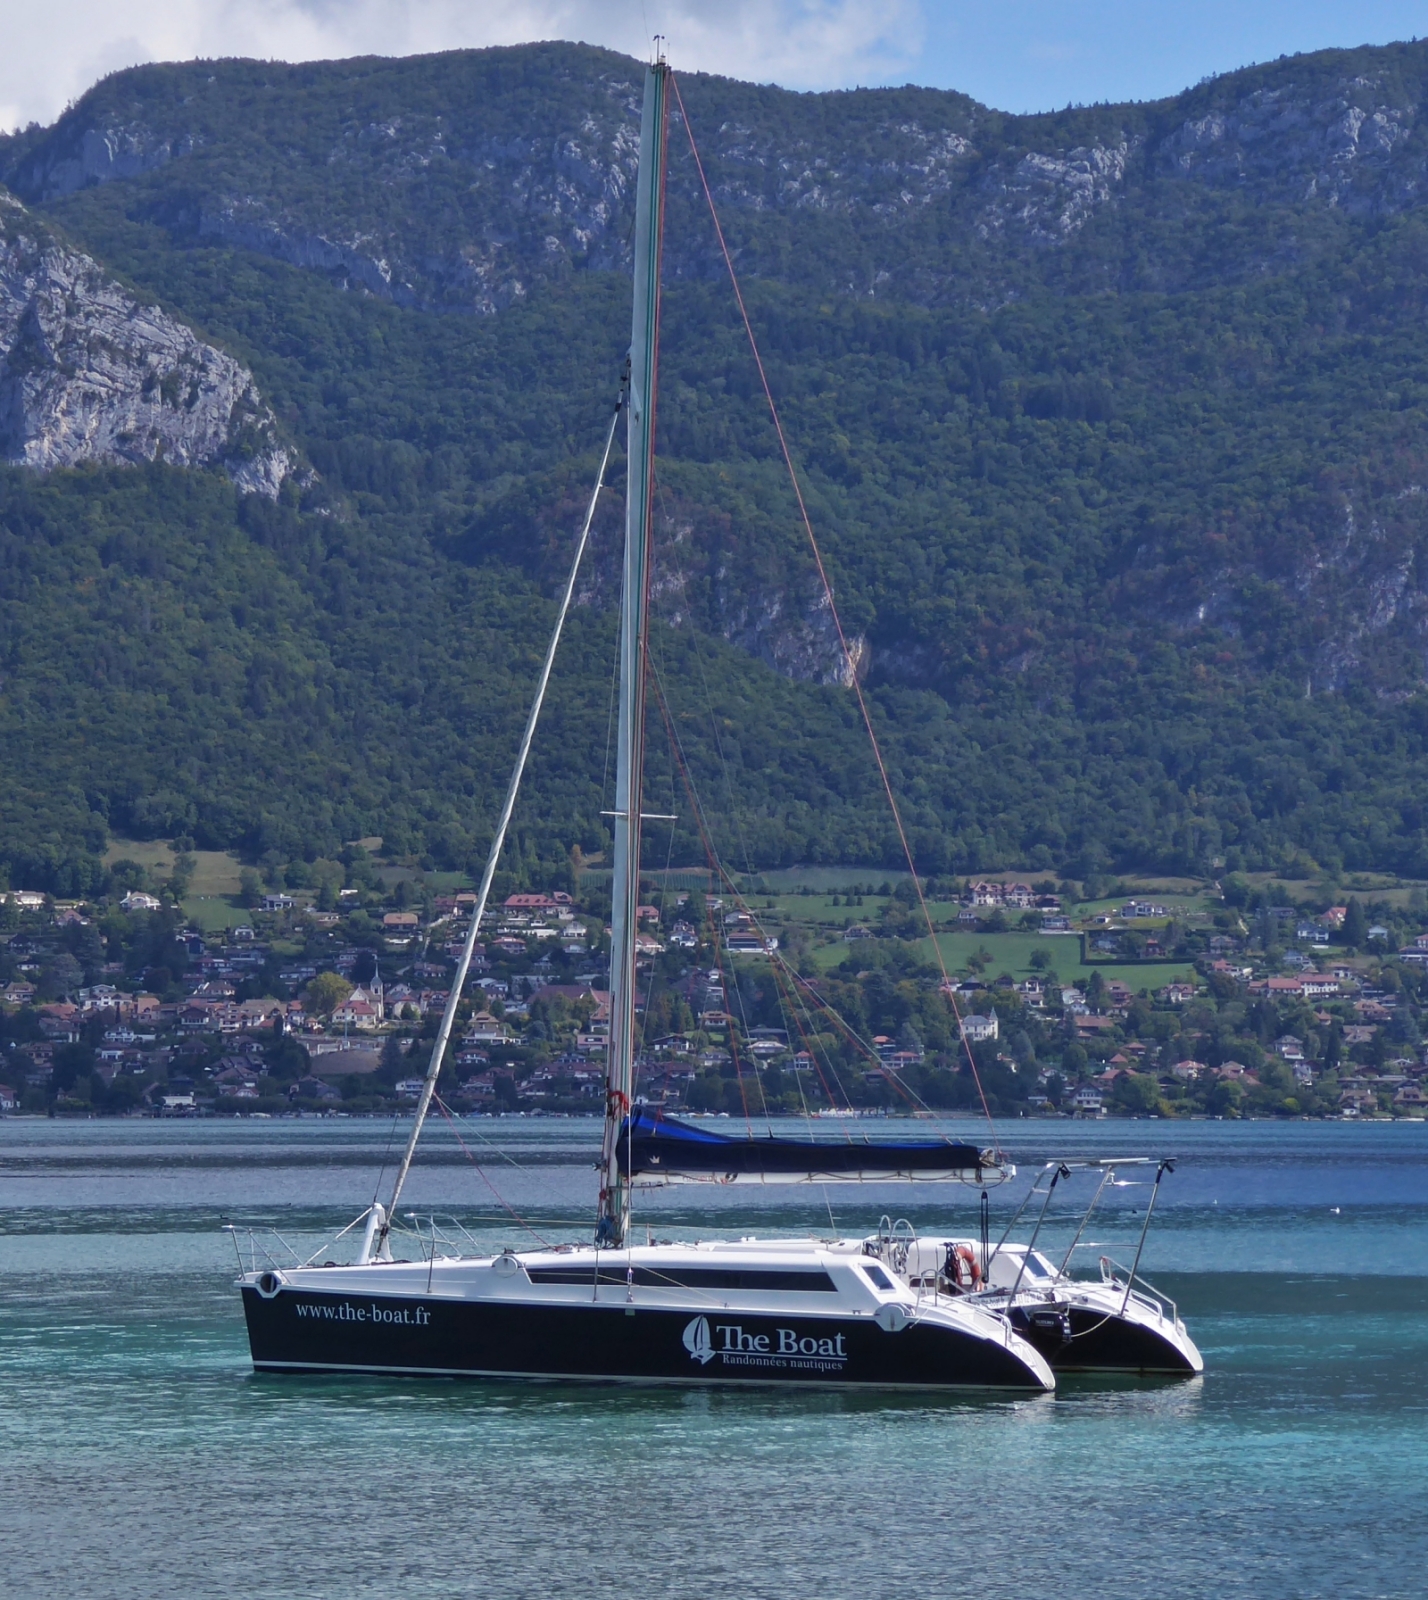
[2,0,1427,134]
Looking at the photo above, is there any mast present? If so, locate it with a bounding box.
[597,54,668,1248]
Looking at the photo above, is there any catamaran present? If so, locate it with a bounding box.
[235,54,1055,1393]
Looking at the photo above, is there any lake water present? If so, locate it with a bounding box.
[1,1114,1425,1598]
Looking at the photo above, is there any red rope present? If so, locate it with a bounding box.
[668,70,999,1148]
[432,1094,551,1247]
[649,656,949,1128]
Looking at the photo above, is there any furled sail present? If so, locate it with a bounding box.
[615,1109,1006,1186]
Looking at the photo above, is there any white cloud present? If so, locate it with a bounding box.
[0,0,924,133]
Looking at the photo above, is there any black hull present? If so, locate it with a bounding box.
[241,1287,1046,1391]
[1010,1303,1197,1374]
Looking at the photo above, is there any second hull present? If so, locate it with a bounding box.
[1009,1301,1201,1374]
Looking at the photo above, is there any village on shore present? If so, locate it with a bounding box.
[2,848,1425,1121]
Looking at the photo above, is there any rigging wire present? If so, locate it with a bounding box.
[600,613,622,819]
[369,1103,404,1209]
[705,910,757,1134]
[629,759,681,1113]
[774,960,954,1121]
[636,665,765,1135]
[431,1094,552,1247]
[380,387,627,1239]
[651,659,899,1130]
[639,482,772,1134]
[647,656,825,1133]
[668,68,999,1151]
[650,652,971,1135]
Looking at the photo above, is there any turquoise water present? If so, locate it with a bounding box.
[1,1117,1425,1598]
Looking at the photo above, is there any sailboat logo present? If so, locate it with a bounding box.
[683,1316,715,1364]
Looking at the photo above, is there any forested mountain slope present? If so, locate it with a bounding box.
[3,40,1428,890]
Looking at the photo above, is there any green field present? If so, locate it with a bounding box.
[739,868,919,894]
[808,927,1197,992]
[185,853,245,898]
[763,886,1216,932]
[933,932,1197,991]
[765,894,973,930]
[103,838,246,897]
[103,838,175,877]
[1073,893,1211,918]
[180,896,251,933]
[417,871,471,891]
[104,835,251,930]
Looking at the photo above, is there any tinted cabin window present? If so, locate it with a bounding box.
[860,1263,896,1292]
[526,1266,837,1292]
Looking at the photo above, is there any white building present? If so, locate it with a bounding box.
[332,984,383,1030]
[960,1010,999,1043]
[466,1010,512,1043]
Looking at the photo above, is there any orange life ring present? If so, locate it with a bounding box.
[949,1242,983,1290]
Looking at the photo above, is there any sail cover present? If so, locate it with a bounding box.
[615,1109,1004,1186]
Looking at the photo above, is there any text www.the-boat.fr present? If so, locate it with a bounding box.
[293,1302,430,1325]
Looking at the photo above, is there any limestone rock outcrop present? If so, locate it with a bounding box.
[10,47,1428,315]
[0,192,290,493]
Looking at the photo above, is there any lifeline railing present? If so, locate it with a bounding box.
[1096,1255,1182,1331]
[222,1211,425,1274]
[222,1211,593,1276]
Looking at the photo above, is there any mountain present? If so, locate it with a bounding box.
[5,42,1422,308]
[4,40,1428,891]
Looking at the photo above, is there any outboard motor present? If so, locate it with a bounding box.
[1018,1306,1073,1347]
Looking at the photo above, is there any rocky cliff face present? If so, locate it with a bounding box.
[6,43,1428,315]
[0,192,289,493]
[0,53,654,316]
[1119,476,1428,698]
[649,505,870,688]
[174,104,645,315]
[1158,77,1418,209]
[488,476,868,687]
[11,119,197,198]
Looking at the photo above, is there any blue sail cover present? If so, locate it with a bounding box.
[615,1109,1004,1186]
